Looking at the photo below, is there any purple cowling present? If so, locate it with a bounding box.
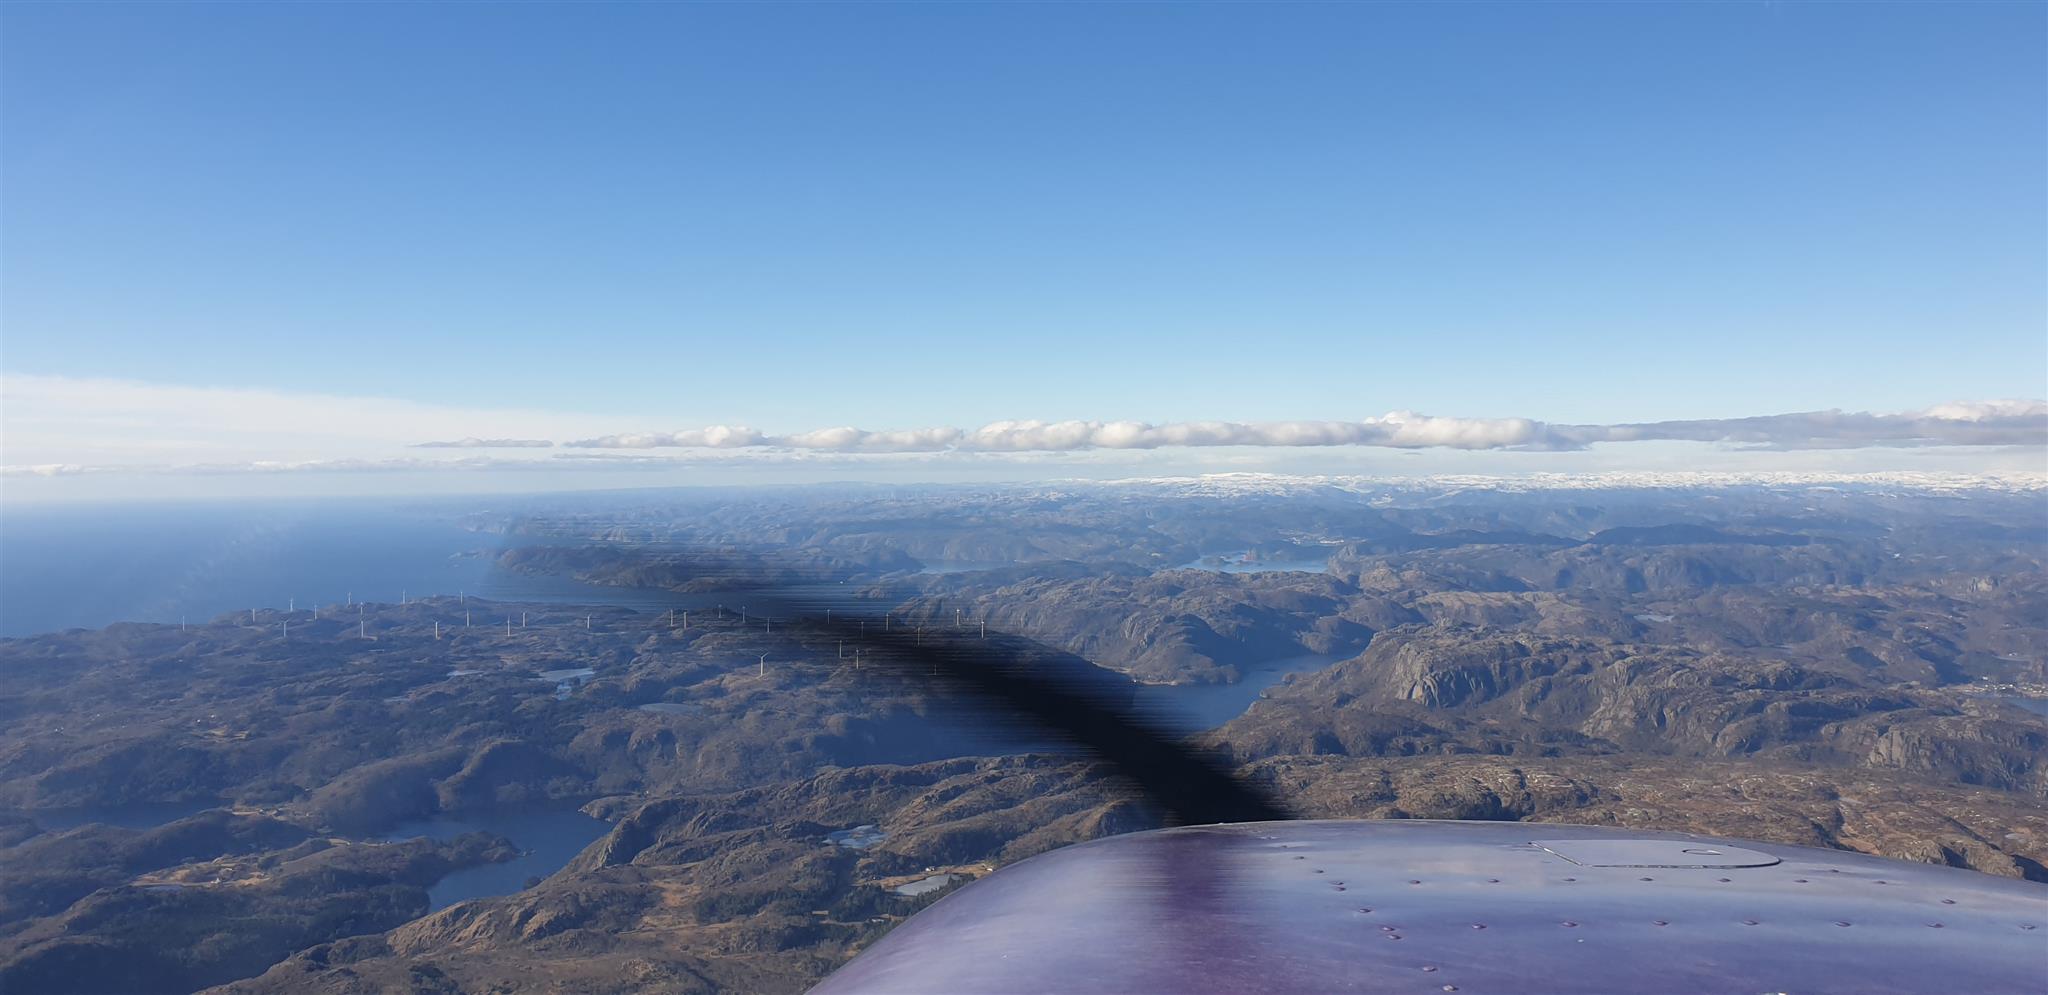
[811,820,2048,994]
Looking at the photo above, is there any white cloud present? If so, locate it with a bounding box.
[0,463,91,477]
[565,426,773,449]
[563,415,1555,452]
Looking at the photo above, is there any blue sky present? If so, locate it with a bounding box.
[1,2,2043,495]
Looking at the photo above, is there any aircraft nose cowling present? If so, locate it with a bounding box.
[809,819,2048,995]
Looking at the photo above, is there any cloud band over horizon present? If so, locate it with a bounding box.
[411,437,555,449]
[555,401,2048,454]
[3,372,2041,482]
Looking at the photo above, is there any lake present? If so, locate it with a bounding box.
[9,800,609,913]
[914,560,1024,575]
[1983,695,2048,719]
[380,808,611,911]
[1174,551,1330,574]
[10,802,613,917]
[1132,652,1341,734]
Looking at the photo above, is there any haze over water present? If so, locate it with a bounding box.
[0,499,641,636]
[0,499,1346,726]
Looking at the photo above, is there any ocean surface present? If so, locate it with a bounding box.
[0,498,653,636]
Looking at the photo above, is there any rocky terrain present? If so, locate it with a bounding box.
[0,811,515,995]
[221,756,1143,995]
[1210,625,2048,794]
[0,478,2042,993]
[892,565,1381,685]
[217,752,2048,995]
